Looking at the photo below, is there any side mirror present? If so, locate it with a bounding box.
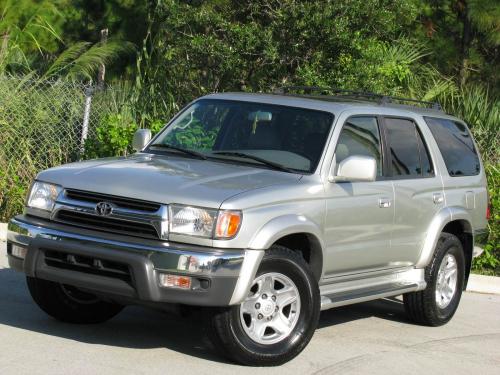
[329,155,377,182]
[132,129,152,151]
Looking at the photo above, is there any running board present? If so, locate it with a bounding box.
[319,268,426,311]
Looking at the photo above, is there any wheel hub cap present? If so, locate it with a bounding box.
[435,253,458,309]
[239,272,301,345]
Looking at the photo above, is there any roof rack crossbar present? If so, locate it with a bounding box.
[274,86,442,111]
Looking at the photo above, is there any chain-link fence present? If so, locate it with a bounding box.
[0,76,113,220]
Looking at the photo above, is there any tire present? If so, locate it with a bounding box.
[205,245,320,366]
[403,232,465,326]
[26,277,124,324]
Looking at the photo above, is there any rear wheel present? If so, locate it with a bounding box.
[404,233,465,326]
[27,277,124,324]
[206,245,320,366]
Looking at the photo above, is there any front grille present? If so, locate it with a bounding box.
[55,210,159,239]
[65,189,161,212]
[43,249,132,283]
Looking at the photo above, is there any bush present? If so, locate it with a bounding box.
[472,164,500,275]
[84,114,165,159]
[84,114,139,158]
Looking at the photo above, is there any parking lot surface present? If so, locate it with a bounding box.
[1,241,499,375]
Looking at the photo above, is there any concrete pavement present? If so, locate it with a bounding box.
[0,241,499,374]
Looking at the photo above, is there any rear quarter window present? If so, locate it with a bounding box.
[424,117,480,176]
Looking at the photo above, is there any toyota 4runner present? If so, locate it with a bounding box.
[6,87,489,366]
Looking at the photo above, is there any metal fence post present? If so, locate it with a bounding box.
[80,86,94,158]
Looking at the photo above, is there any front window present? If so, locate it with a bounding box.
[148,99,334,173]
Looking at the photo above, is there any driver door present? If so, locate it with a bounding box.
[323,116,395,277]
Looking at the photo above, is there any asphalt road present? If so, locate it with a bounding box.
[1,241,499,375]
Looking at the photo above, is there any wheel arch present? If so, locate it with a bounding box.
[247,215,324,281]
[416,206,473,287]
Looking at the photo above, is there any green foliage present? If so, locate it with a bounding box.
[43,40,135,81]
[133,0,419,120]
[0,77,93,221]
[84,113,138,158]
[416,0,500,91]
[84,112,165,159]
[473,164,500,274]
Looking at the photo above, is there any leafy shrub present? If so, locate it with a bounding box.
[84,115,166,159]
[473,164,500,275]
[84,114,139,158]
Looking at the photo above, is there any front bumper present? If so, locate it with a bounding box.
[6,215,263,307]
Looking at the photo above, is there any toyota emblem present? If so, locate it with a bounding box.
[95,202,114,216]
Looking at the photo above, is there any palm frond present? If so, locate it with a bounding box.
[66,40,135,81]
[43,42,91,78]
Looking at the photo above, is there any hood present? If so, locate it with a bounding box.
[37,153,302,208]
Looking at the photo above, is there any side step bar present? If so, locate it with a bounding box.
[320,282,420,311]
[319,268,427,311]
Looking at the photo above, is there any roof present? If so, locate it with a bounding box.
[202,92,457,121]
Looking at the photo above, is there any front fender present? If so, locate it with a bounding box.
[248,214,324,251]
[415,206,472,268]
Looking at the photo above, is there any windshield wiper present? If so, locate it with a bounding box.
[149,143,207,160]
[211,151,294,173]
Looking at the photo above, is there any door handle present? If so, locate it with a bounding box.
[378,198,392,208]
[433,193,444,204]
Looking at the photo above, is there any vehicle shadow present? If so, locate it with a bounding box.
[0,265,411,364]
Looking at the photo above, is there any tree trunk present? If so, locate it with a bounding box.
[458,0,472,85]
[97,28,109,89]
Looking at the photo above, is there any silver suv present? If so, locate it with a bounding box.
[6,88,489,366]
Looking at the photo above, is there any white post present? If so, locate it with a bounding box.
[80,86,93,157]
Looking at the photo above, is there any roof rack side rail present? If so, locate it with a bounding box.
[274,86,443,111]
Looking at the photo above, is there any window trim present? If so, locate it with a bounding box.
[379,115,436,181]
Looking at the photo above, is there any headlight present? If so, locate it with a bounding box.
[26,181,62,211]
[169,205,218,238]
[169,205,242,239]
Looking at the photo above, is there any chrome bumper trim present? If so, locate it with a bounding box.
[6,216,265,306]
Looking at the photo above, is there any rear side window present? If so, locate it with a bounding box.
[424,117,480,176]
[384,118,434,178]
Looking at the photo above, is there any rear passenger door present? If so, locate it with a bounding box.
[382,117,444,265]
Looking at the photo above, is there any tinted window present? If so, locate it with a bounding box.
[385,118,433,178]
[335,117,383,176]
[151,99,334,173]
[424,117,480,176]
[415,129,434,177]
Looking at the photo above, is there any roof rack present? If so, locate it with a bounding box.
[273,86,443,111]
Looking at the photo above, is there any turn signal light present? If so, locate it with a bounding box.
[159,274,192,289]
[215,210,242,239]
[11,244,28,259]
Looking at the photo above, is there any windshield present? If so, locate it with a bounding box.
[148,99,334,173]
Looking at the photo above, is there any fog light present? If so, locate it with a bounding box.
[11,244,28,259]
[159,273,192,289]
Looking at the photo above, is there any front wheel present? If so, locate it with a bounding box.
[205,245,320,366]
[27,277,124,324]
